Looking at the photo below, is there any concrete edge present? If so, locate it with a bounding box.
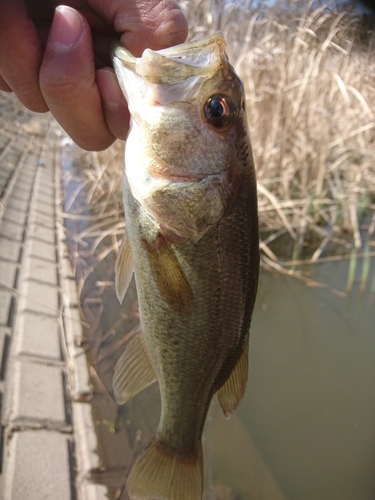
[54,145,109,500]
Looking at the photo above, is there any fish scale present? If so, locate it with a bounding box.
[112,32,259,500]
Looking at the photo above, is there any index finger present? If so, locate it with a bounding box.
[88,0,188,56]
[0,0,48,111]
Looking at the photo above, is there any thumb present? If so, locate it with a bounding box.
[40,6,116,150]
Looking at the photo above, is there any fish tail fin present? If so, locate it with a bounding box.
[127,436,203,500]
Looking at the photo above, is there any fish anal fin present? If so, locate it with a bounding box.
[113,332,157,404]
[217,341,249,417]
[115,229,133,304]
[143,234,193,314]
[127,436,203,500]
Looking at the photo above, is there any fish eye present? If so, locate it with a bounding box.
[203,94,237,129]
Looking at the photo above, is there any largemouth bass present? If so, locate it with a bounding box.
[112,32,259,500]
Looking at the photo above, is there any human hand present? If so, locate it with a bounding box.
[0,0,188,150]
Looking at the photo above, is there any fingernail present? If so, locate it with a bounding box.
[49,6,83,49]
[96,69,123,107]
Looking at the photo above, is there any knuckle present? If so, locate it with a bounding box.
[150,3,188,47]
[14,80,48,112]
[40,70,91,96]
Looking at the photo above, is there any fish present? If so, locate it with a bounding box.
[111,32,259,500]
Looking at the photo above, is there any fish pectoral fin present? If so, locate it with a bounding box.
[217,340,249,417]
[113,332,157,404]
[127,436,203,500]
[115,229,133,304]
[143,234,193,314]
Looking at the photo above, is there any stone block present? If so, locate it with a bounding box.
[0,165,11,179]
[38,179,55,196]
[38,176,55,191]
[0,260,18,288]
[11,183,32,202]
[36,190,55,206]
[0,171,10,189]
[33,210,55,229]
[3,430,72,500]
[79,482,109,500]
[0,236,22,263]
[1,207,28,227]
[0,220,24,242]
[0,290,12,326]
[16,311,61,361]
[17,169,36,184]
[22,280,58,317]
[72,401,102,476]
[14,176,34,191]
[29,238,56,262]
[5,196,29,213]
[72,349,91,399]
[10,186,31,203]
[26,256,57,286]
[30,224,56,245]
[8,359,66,426]
[35,197,55,215]
[37,184,55,199]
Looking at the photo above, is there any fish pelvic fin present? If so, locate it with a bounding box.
[217,340,249,417]
[115,229,133,304]
[143,234,194,314]
[127,437,203,500]
[113,332,157,404]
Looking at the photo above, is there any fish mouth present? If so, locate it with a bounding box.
[144,152,216,182]
[111,32,226,84]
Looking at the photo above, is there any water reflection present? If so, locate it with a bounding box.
[246,260,375,500]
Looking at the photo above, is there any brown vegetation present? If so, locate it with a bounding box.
[181,0,375,263]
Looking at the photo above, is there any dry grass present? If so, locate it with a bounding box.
[180,0,375,261]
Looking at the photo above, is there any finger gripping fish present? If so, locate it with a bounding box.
[112,32,259,500]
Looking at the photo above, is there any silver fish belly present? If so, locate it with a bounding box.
[112,32,259,500]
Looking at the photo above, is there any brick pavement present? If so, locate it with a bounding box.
[0,94,107,500]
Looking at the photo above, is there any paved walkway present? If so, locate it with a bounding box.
[0,93,106,500]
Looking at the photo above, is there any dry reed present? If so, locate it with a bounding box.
[180,0,375,261]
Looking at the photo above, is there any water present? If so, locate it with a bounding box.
[62,144,375,499]
[244,260,375,500]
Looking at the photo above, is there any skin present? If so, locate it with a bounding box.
[0,0,188,150]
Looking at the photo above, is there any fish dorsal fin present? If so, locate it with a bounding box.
[143,235,194,314]
[113,332,157,404]
[217,340,249,417]
[115,229,133,304]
